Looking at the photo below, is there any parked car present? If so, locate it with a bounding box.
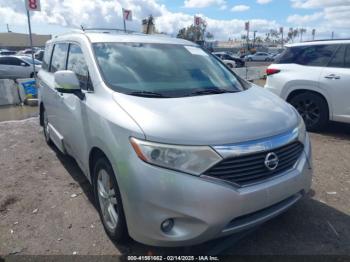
[39,31,312,247]
[265,39,350,131]
[0,50,17,56]
[245,52,272,62]
[0,56,41,79]
[17,49,36,56]
[213,52,245,67]
[213,54,236,68]
[35,50,44,61]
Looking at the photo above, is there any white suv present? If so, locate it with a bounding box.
[265,40,350,131]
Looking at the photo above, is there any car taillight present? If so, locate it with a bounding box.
[266,68,280,76]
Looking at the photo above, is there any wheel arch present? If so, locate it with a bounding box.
[285,88,333,119]
[39,102,44,126]
[89,147,110,182]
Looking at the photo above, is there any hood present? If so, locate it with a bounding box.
[113,86,298,145]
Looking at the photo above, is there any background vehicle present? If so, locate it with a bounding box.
[17,48,40,57]
[35,50,44,61]
[0,56,41,79]
[265,39,350,131]
[39,31,312,247]
[0,50,17,56]
[213,52,245,67]
[245,52,272,62]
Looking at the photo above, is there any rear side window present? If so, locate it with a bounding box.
[42,43,53,71]
[0,57,22,66]
[278,44,338,67]
[345,45,350,68]
[50,43,68,73]
[67,44,92,90]
[328,45,346,68]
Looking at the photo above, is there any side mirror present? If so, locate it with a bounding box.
[21,62,28,67]
[54,70,85,100]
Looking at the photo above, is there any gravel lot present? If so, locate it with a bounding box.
[0,118,349,256]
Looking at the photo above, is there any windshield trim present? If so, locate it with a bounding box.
[92,42,250,98]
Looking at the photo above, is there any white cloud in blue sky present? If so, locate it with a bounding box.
[0,0,349,40]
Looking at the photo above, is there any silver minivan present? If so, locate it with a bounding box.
[38,31,312,247]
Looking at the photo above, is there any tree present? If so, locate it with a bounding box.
[299,28,307,42]
[206,32,214,40]
[177,19,207,42]
[177,25,202,41]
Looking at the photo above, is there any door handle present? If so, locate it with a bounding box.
[325,74,341,80]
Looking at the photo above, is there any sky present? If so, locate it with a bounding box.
[0,0,349,40]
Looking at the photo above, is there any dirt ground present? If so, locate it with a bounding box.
[0,118,349,257]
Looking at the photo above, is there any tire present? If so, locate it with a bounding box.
[93,157,128,242]
[248,58,252,62]
[42,108,52,145]
[289,93,329,132]
[227,63,234,69]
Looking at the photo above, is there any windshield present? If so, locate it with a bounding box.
[21,57,42,65]
[93,43,244,98]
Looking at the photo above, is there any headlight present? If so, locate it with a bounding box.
[130,138,222,175]
[294,109,307,143]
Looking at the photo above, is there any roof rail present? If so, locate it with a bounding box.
[304,38,350,43]
[81,27,146,36]
[53,29,85,38]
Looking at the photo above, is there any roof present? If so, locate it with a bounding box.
[52,31,195,46]
[286,39,350,48]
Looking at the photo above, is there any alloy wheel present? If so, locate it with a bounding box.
[97,169,119,232]
[43,110,50,142]
[293,99,320,128]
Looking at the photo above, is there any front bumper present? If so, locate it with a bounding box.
[116,136,312,247]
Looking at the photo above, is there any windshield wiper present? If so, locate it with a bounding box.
[128,91,169,98]
[191,89,237,96]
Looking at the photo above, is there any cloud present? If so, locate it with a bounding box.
[289,0,350,34]
[257,0,273,4]
[0,0,279,40]
[0,0,348,40]
[183,0,226,8]
[291,0,350,9]
[287,12,323,24]
[231,5,250,12]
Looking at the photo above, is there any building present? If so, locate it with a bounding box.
[0,32,51,50]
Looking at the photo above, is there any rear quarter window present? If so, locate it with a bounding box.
[277,44,338,67]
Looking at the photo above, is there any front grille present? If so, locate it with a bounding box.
[204,141,304,187]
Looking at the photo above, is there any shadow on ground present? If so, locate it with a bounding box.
[319,121,350,140]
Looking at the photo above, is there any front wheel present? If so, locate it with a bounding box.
[42,108,52,145]
[289,93,329,131]
[93,157,128,242]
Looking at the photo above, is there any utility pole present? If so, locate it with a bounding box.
[331,31,334,39]
[26,10,36,79]
[6,24,10,33]
[253,31,257,48]
[245,21,250,53]
[280,27,284,48]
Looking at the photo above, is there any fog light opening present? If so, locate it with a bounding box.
[161,219,174,233]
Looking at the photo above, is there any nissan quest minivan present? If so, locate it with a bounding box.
[38,30,312,247]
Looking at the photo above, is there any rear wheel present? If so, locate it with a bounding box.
[289,93,329,131]
[42,108,52,145]
[93,157,128,242]
[227,63,234,69]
